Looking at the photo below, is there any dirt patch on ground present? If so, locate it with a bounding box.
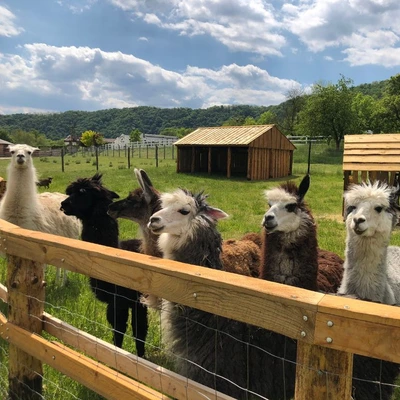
[316,214,344,223]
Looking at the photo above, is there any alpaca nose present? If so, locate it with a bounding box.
[16,154,25,164]
[263,214,276,229]
[353,216,366,225]
[149,216,161,225]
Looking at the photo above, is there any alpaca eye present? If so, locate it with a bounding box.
[178,209,190,215]
[375,206,383,213]
[10,151,14,155]
[285,203,297,213]
[347,206,356,214]
[27,151,31,155]
[80,188,86,193]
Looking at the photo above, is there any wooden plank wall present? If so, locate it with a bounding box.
[343,134,400,191]
[249,127,294,180]
[248,148,292,180]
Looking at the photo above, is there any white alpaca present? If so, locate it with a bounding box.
[338,181,400,305]
[0,144,81,285]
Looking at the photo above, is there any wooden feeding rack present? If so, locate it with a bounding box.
[343,133,400,191]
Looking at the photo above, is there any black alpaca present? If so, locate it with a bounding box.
[60,173,148,357]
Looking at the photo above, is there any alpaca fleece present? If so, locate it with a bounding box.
[0,144,81,285]
[61,173,148,357]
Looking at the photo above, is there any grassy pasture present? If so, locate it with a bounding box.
[0,144,400,399]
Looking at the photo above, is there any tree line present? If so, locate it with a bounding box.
[0,74,399,149]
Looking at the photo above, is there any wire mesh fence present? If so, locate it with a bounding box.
[2,257,400,400]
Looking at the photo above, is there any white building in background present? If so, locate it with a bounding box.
[111,133,178,148]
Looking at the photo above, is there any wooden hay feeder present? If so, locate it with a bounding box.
[343,133,400,214]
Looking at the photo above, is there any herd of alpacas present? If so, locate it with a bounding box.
[1,143,400,399]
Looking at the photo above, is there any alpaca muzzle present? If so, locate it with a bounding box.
[16,155,25,165]
[352,217,367,235]
[148,216,164,234]
[263,214,277,231]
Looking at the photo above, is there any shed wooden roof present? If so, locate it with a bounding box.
[175,124,292,147]
[343,133,400,171]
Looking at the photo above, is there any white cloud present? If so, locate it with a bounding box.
[57,0,99,14]
[0,105,54,114]
[110,0,286,56]
[109,0,400,67]
[343,47,400,68]
[281,0,400,67]
[0,44,299,113]
[0,5,24,37]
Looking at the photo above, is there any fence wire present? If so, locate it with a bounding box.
[1,262,400,400]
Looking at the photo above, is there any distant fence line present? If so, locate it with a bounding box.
[287,135,326,144]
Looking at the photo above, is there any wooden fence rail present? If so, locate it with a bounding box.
[1,220,400,398]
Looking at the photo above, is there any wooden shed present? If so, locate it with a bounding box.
[343,134,400,191]
[174,124,296,180]
[0,139,13,157]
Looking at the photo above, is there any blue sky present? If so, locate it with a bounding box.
[1,0,399,114]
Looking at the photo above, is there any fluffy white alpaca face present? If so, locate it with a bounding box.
[344,183,394,237]
[9,144,39,169]
[262,188,301,233]
[148,190,197,236]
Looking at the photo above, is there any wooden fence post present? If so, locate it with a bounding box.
[61,147,64,173]
[7,255,45,400]
[295,342,353,400]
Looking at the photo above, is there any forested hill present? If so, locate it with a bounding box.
[0,105,270,140]
[0,78,388,141]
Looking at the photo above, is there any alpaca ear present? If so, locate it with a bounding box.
[134,168,142,187]
[140,169,154,191]
[135,168,156,202]
[298,174,310,201]
[204,207,229,221]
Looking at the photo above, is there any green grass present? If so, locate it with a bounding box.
[0,145,400,399]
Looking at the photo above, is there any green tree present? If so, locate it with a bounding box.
[80,130,104,147]
[129,128,142,143]
[80,130,104,170]
[281,88,306,135]
[222,115,246,126]
[243,116,256,125]
[372,74,400,132]
[296,76,357,149]
[0,128,13,143]
[10,129,37,146]
[351,93,376,133]
[256,110,277,125]
[160,127,192,138]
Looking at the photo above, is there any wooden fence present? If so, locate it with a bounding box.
[1,219,400,399]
